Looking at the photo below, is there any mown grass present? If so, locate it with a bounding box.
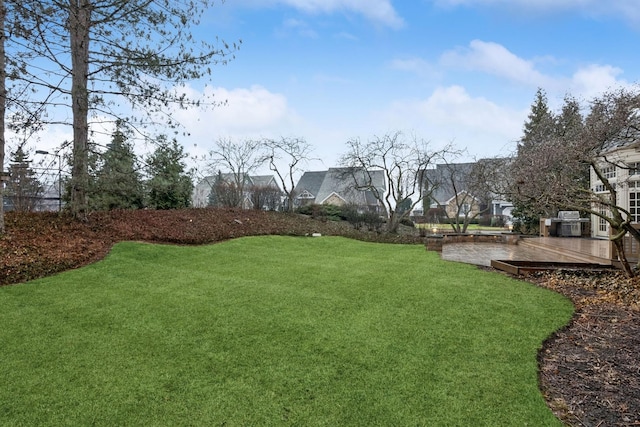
[0,236,572,426]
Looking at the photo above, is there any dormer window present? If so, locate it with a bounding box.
[298,190,315,199]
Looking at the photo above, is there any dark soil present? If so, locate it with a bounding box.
[527,270,640,426]
[1,209,639,425]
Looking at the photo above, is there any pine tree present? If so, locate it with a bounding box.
[146,135,193,210]
[8,1,238,219]
[5,147,43,212]
[519,88,556,153]
[556,95,584,142]
[511,88,557,233]
[91,122,144,211]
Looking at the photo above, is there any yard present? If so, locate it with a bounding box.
[0,236,572,426]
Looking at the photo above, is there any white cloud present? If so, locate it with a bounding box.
[431,0,640,25]
[569,64,629,99]
[441,40,556,88]
[334,31,359,41]
[438,40,632,103]
[279,18,318,38]
[434,0,591,7]
[273,0,404,28]
[167,84,311,164]
[380,85,526,157]
[390,57,438,76]
[175,85,294,136]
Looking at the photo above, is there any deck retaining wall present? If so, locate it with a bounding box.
[425,233,520,252]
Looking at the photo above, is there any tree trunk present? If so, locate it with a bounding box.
[68,0,91,220]
[0,0,6,234]
[387,210,400,233]
[612,236,634,278]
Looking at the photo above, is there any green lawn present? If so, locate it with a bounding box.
[0,236,572,426]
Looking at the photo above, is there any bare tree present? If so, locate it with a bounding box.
[209,172,243,208]
[263,136,315,212]
[509,88,640,277]
[249,184,281,211]
[208,138,268,209]
[0,0,5,233]
[426,159,496,233]
[340,131,457,233]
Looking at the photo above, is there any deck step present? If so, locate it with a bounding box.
[518,238,611,265]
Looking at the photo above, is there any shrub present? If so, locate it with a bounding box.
[362,211,385,231]
[296,204,343,221]
[491,215,505,228]
[322,204,343,221]
[399,217,415,228]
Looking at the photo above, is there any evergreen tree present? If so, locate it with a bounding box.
[91,122,144,211]
[519,88,556,153]
[146,135,193,210]
[556,95,589,191]
[511,88,557,233]
[556,95,584,141]
[5,147,43,212]
[510,92,588,234]
[6,1,238,219]
[207,172,223,207]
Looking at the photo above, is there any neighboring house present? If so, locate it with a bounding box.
[424,161,512,223]
[2,181,61,212]
[38,181,62,212]
[490,199,514,223]
[293,168,386,213]
[590,141,640,239]
[192,173,281,210]
[442,190,483,219]
[192,176,216,208]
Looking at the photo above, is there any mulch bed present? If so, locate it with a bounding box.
[528,270,640,426]
[1,209,639,425]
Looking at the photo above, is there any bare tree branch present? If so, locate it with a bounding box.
[340,131,459,233]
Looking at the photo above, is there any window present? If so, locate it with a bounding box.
[628,162,640,176]
[599,208,609,233]
[601,166,616,179]
[631,192,640,223]
[460,203,471,216]
[594,183,617,192]
[298,190,314,199]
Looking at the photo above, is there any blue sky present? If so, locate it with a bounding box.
[171,0,640,172]
[26,0,640,174]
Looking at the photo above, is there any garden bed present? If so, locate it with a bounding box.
[491,259,615,276]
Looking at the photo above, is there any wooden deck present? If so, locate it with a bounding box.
[518,237,612,265]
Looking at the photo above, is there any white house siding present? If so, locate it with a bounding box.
[590,145,640,239]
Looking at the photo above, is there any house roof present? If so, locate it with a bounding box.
[251,175,276,187]
[193,176,216,194]
[293,170,327,198]
[317,168,385,205]
[443,190,480,206]
[191,173,279,207]
[196,173,279,189]
[425,162,476,205]
[295,167,385,206]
